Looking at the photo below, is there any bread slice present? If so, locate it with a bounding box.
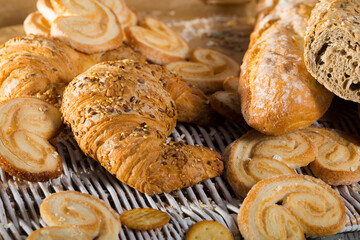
[305,0,360,102]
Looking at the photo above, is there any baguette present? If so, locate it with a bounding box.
[304,0,360,102]
[239,0,333,135]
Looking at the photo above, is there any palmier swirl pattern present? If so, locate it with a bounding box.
[238,175,346,239]
[225,130,316,197]
[61,60,223,195]
[165,48,239,93]
[126,17,190,65]
[40,191,121,239]
[26,0,124,53]
[24,11,51,36]
[301,126,360,185]
[27,226,91,240]
[0,98,62,182]
[99,0,137,30]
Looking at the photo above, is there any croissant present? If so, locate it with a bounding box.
[0,35,144,107]
[61,60,223,195]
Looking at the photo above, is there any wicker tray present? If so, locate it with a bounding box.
[0,99,359,240]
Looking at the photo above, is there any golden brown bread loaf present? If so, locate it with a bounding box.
[61,60,223,195]
[304,0,360,102]
[0,35,144,107]
[239,0,333,135]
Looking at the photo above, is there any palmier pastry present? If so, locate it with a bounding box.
[26,0,124,53]
[40,191,121,239]
[305,0,360,102]
[27,226,91,240]
[24,11,51,36]
[301,126,360,185]
[125,17,190,65]
[238,175,346,239]
[165,48,239,94]
[0,98,62,182]
[239,0,333,135]
[98,0,137,31]
[224,130,316,197]
[210,76,244,123]
[61,60,223,195]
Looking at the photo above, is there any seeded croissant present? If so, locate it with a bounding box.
[0,35,144,107]
[61,60,223,195]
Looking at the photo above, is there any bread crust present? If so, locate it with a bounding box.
[239,0,333,135]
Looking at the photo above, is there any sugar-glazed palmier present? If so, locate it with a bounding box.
[98,0,137,31]
[0,98,62,182]
[24,11,51,36]
[25,0,124,53]
[224,130,316,197]
[61,60,223,195]
[31,0,137,39]
[40,191,121,240]
[125,17,190,65]
[166,48,239,93]
[238,175,346,239]
[301,126,360,185]
[27,226,91,240]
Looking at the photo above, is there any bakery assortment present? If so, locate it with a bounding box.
[126,17,190,65]
[239,175,347,239]
[0,98,62,182]
[61,60,223,195]
[302,126,360,185]
[305,0,360,102]
[224,130,315,197]
[239,0,333,135]
[165,48,239,93]
[40,191,121,239]
[0,0,358,238]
